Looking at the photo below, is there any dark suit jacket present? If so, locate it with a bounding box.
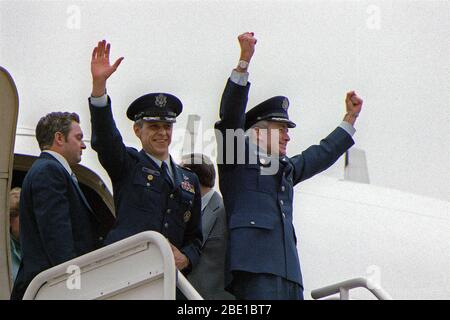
[11,152,99,300]
[187,191,235,299]
[215,79,355,292]
[89,98,202,271]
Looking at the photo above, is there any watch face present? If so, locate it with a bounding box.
[239,60,249,69]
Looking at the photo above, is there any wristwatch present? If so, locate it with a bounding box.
[238,60,249,70]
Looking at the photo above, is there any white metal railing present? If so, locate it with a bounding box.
[311,277,393,300]
[177,271,203,300]
[22,231,203,300]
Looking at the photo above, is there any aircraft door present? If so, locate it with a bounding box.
[0,66,19,298]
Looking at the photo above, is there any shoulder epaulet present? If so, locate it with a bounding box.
[126,147,141,160]
[126,146,139,153]
[177,165,192,172]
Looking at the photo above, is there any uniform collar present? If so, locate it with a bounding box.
[145,152,173,178]
[248,140,279,167]
[142,151,186,188]
[279,156,290,164]
[42,150,72,175]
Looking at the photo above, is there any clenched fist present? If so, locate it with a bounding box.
[238,32,257,63]
[344,91,364,125]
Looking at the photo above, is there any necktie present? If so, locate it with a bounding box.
[71,172,79,184]
[161,161,173,187]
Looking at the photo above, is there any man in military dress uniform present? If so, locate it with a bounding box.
[215,32,363,299]
[88,40,202,272]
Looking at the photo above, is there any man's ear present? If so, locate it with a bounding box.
[133,123,141,138]
[53,132,65,146]
[255,127,265,142]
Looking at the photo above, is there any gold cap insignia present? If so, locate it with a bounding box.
[155,93,167,108]
[282,98,289,111]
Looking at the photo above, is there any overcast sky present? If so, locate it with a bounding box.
[1,0,449,201]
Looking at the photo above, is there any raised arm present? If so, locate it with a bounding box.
[89,40,129,181]
[291,91,363,184]
[216,32,257,130]
[235,32,257,73]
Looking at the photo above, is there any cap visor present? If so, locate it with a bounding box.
[141,117,176,123]
[270,118,296,128]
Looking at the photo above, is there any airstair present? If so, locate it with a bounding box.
[23,229,392,300]
[22,231,203,300]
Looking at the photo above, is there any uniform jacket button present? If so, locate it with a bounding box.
[280,200,284,205]
[281,186,285,192]
[166,209,171,214]
[170,194,174,199]
[250,221,255,225]
[164,222,169,228]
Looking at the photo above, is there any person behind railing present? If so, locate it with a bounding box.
[10,112,101,300]
[88,40,202,274]
[9,187,22,283]
[181,153,235,300]
[215,32,363,300]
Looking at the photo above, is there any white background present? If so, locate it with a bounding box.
[1,0,449,300]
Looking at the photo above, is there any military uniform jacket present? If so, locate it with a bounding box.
[89,97,202,270]
[11,153,99,300]
[215,79,355,288]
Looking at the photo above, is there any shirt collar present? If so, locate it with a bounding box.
[145,152,174,181]
[145,152,170,168]
[43,150,72,176]
[201,189,215,212]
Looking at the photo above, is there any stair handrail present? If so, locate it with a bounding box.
[23,231,204,300]
[311,277,392,300]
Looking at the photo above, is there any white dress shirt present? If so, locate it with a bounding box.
[43,150,73,176]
